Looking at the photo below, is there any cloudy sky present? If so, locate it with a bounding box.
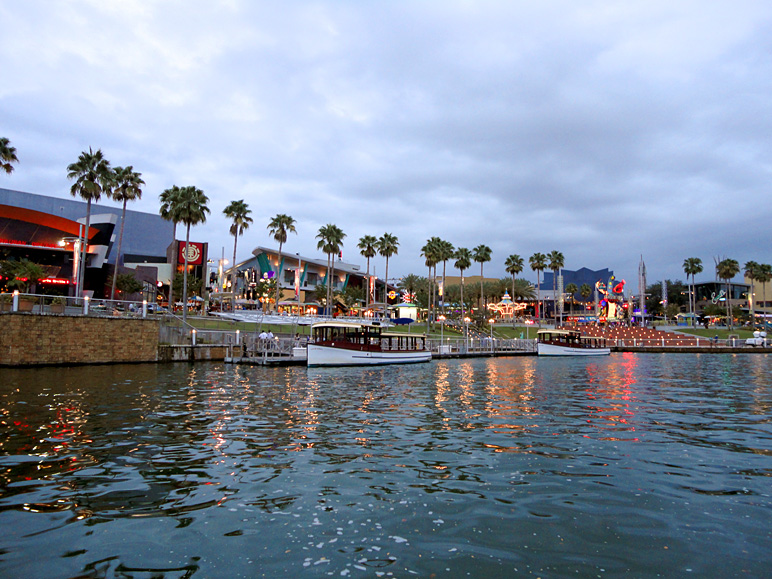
[2,1,771,286]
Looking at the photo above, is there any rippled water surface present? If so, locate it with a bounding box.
[1,354,772,578]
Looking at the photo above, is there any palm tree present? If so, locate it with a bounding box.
[109,166,145,301]
[565,282,578,316]
[377,233,399,311]
[436,239,455,315]
[716,258,740,329]
[67,148,113,296]
[316,224,346,315]
[547,250,565,321]
[757,264,772,322]
[223,200,253,310]
[398,273,423,300]
[421,237,441,325]
[267,214,296,312]
[357,235,378,309]
[511,278,536,300]
[580,283,592,311]
[529,252,546,322]
[159,186,183,307]
[504,254,524,322]
[744,260,761,326]
[682,257,703,327]
[167,186,210,325]
[159,186,182,241]
[472,244,492,316]
[1,137,19,174]
[454,247,472,320]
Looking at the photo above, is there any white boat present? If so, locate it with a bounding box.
[307,321,432,367]
[536,329,610,356]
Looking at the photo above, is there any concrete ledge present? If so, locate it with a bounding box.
[158,344,229,362]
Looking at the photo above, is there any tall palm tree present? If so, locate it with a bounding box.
[682,257,703,327]
[716,258,740,330]
[67,148,113,296]
[109,166,144,301]
[472,244,492,316]
[377,233,399,311]
[357,235,378,309]
[547,250,565,321]
[529,252,547,322]
[316,224,346,314]
[1,137,19,174]
[744,260,761,326]
[267,214,296,312]
[167,186,210,325]
[436,239,455,315]
[224,200,253,310]
[504,254,524,323]
[757,264,772,322]
[454,247,472,320]
[159,185,182,242]
[159,185,183,307]
[421,237,441,325]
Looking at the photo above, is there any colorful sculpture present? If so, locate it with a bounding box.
[595,276,626,321]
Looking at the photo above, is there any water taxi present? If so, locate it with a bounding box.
[307,321,432,366]
[536,329,610,356]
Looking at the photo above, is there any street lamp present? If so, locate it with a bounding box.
[488,317,495,352]
[59,236,82,298]
[438,314,446,356]
[463,316,471,353]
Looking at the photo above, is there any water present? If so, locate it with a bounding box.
[1,354,771,578]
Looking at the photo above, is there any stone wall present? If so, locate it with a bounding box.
[0,313,160,366]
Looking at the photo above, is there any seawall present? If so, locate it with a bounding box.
[0,313,160,367]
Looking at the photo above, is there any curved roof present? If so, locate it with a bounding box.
[0,204,97,239]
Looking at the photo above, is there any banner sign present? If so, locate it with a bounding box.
[178,242,204,265]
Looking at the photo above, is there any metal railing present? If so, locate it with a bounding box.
[428,337,536,355]
[0,291,158,318]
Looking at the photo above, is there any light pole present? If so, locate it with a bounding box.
[438,314,446,356]
[488,317,495,352]
[59,236,82,298]
[464,316,470,353]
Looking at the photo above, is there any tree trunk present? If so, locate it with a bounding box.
[232,233,239,312]
[182,224,190,326]
[79,200,92,298]
[365,257,370,309]
[460,271,465,320]
[110,199,128,301]
[275,242,283,313]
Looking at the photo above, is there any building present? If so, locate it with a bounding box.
[0,187,177,300]
[224,246,390,313]
[693,281,750,315]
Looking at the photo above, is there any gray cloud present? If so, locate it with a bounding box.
[2,0,771,286]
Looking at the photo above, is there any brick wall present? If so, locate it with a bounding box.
[0,314,160,366]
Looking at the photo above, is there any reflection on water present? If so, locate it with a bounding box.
[1,354,772,577]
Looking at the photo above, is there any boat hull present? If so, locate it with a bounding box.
[537,343,610,356]
[307,344,432,367]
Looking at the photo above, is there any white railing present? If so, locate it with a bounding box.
[428,337,537,355]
